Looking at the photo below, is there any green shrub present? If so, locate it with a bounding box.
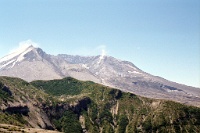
[55,111,82,133]
[118,115,129,133]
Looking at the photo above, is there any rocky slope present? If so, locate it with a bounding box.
[0,44,200,107]
[0,77,90,131]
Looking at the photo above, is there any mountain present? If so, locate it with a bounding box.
[0,44,200,107]
[1,77,200,133]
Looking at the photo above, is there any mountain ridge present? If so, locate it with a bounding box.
[0,45,200,107]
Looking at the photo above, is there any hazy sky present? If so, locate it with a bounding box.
[0,0,200,87]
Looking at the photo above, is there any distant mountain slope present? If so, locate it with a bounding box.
[0,44,200,107]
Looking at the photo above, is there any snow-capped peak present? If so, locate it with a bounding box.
[0,40,39,70]
[0,40,37,63]
[8,40,37,55]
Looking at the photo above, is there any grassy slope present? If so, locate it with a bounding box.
[31,77,200,133]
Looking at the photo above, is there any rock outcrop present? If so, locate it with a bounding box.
[4,105,29,115]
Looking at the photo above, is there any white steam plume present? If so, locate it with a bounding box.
[9,40,39,54]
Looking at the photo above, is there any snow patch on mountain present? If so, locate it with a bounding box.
[0,59,15,70]
[0,40,38,63]
[128,71,142,74]
[15,46,34,62]
[82,64,89,69]
[0,40,38,69]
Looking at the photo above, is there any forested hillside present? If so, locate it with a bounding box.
[0,76,200,133]
[32,77,200,133]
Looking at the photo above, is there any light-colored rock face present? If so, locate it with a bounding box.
[0,45,200,106]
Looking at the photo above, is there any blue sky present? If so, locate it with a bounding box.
[0,0,200,87]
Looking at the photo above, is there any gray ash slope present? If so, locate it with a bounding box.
[0,45,200,106]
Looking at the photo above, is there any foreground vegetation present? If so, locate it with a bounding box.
[32,77,200,133]
[0,76,200,133]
